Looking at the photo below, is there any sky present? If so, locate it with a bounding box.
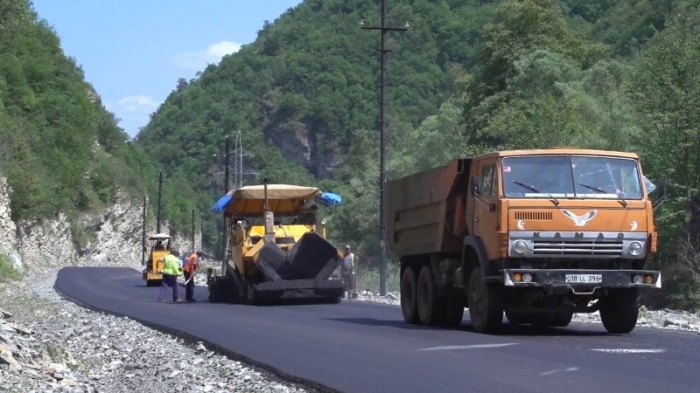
[31,0,303,138]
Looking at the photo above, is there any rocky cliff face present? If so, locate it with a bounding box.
[0,177,202,275]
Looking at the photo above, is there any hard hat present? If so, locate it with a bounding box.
[344,245,351,249]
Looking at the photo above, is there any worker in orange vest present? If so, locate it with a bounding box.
[183,249,203,302]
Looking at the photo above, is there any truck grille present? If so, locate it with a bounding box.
[532,239,623,256]
[515,211,553,221]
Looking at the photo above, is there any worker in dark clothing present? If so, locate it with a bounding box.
[182,249,203,302]
[341,245,356,299]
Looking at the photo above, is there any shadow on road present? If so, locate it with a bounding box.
[323,316,608,336]
[321,317,446,331]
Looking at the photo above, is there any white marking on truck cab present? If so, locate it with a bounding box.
[561,209,598,226]
[631,220,638,231]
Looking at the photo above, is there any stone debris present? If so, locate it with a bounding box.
[0,268,315,393]
[571,304,700,332]
[352,290,700,333]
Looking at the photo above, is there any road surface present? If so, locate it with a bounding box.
[54,267,699,393]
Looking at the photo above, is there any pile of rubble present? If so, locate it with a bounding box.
[572,305,700,332]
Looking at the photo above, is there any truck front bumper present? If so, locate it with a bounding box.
[502,269,662,292]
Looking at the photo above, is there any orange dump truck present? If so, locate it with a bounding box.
[386,148,666,334]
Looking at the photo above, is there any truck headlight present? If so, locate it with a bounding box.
[512,240,528,255]
[628,241,643,256]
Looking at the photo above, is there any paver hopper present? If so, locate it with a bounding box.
[142,233,171,286]
[206,180,346,304]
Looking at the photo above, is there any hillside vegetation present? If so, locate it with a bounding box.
[0,0,200,237]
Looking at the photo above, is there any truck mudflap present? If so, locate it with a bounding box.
[254,231,345,300]
[502,269,662,291]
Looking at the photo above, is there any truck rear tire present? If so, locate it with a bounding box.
[551,311,574,327]
[467,267,504,334]
[417,265,447,326]
[444,296,465,328]
[505,310,527,325]
[401,266,420,325]
[600,289,639,334]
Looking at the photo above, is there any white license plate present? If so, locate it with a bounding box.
[565,274,602,284]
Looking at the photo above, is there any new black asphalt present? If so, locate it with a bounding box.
[54,267,699,393]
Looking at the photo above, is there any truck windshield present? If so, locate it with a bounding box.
[501,155,643,199]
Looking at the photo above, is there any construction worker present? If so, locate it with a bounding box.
[341,245,356,299]
[156,249,182,303]
[178,251,187,270]
[182,249,204,302]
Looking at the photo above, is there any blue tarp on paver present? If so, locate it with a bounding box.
[210,194,233,213]
[316,192,342,206]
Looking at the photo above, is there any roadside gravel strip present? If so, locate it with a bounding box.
[350,290,700,333]
[0,268,314,393]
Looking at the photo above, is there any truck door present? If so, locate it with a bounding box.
[472,159,499,261]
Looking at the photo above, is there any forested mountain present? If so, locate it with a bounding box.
[0,0,199,236]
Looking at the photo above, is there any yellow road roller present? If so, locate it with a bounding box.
[142,233,171,287]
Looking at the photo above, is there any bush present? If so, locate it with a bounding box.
[0,251,22,283]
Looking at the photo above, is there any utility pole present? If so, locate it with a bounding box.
[156,170,163,234]
[223,136,230,262]
[361,0,408,296]
[191,209,195,253]
[232,130,258,190]
[141,195,147,266]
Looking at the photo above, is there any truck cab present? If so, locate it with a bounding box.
[387,148,666,334]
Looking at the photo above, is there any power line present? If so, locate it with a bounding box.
[232,130,259,190]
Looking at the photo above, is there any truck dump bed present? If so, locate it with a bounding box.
[387,157,472,258]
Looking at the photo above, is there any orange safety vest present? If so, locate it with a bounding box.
[183,253,200,273]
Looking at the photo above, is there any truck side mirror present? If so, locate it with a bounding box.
[471,175,483,197]
[652,178,667,210]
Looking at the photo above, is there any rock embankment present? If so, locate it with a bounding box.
[351,290,700,333]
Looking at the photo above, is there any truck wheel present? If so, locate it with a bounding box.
[400,266,420,324]
[600,289,639,334]
[417,265,447,326]
[505,310,528,325]
[444,296,465,328]
[551,311,574,327]
[468,267,504,334]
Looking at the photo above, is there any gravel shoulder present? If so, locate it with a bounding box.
[349,290,700,333]
[0,266,315,393]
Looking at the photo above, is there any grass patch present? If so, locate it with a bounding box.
[0,251,22,283]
